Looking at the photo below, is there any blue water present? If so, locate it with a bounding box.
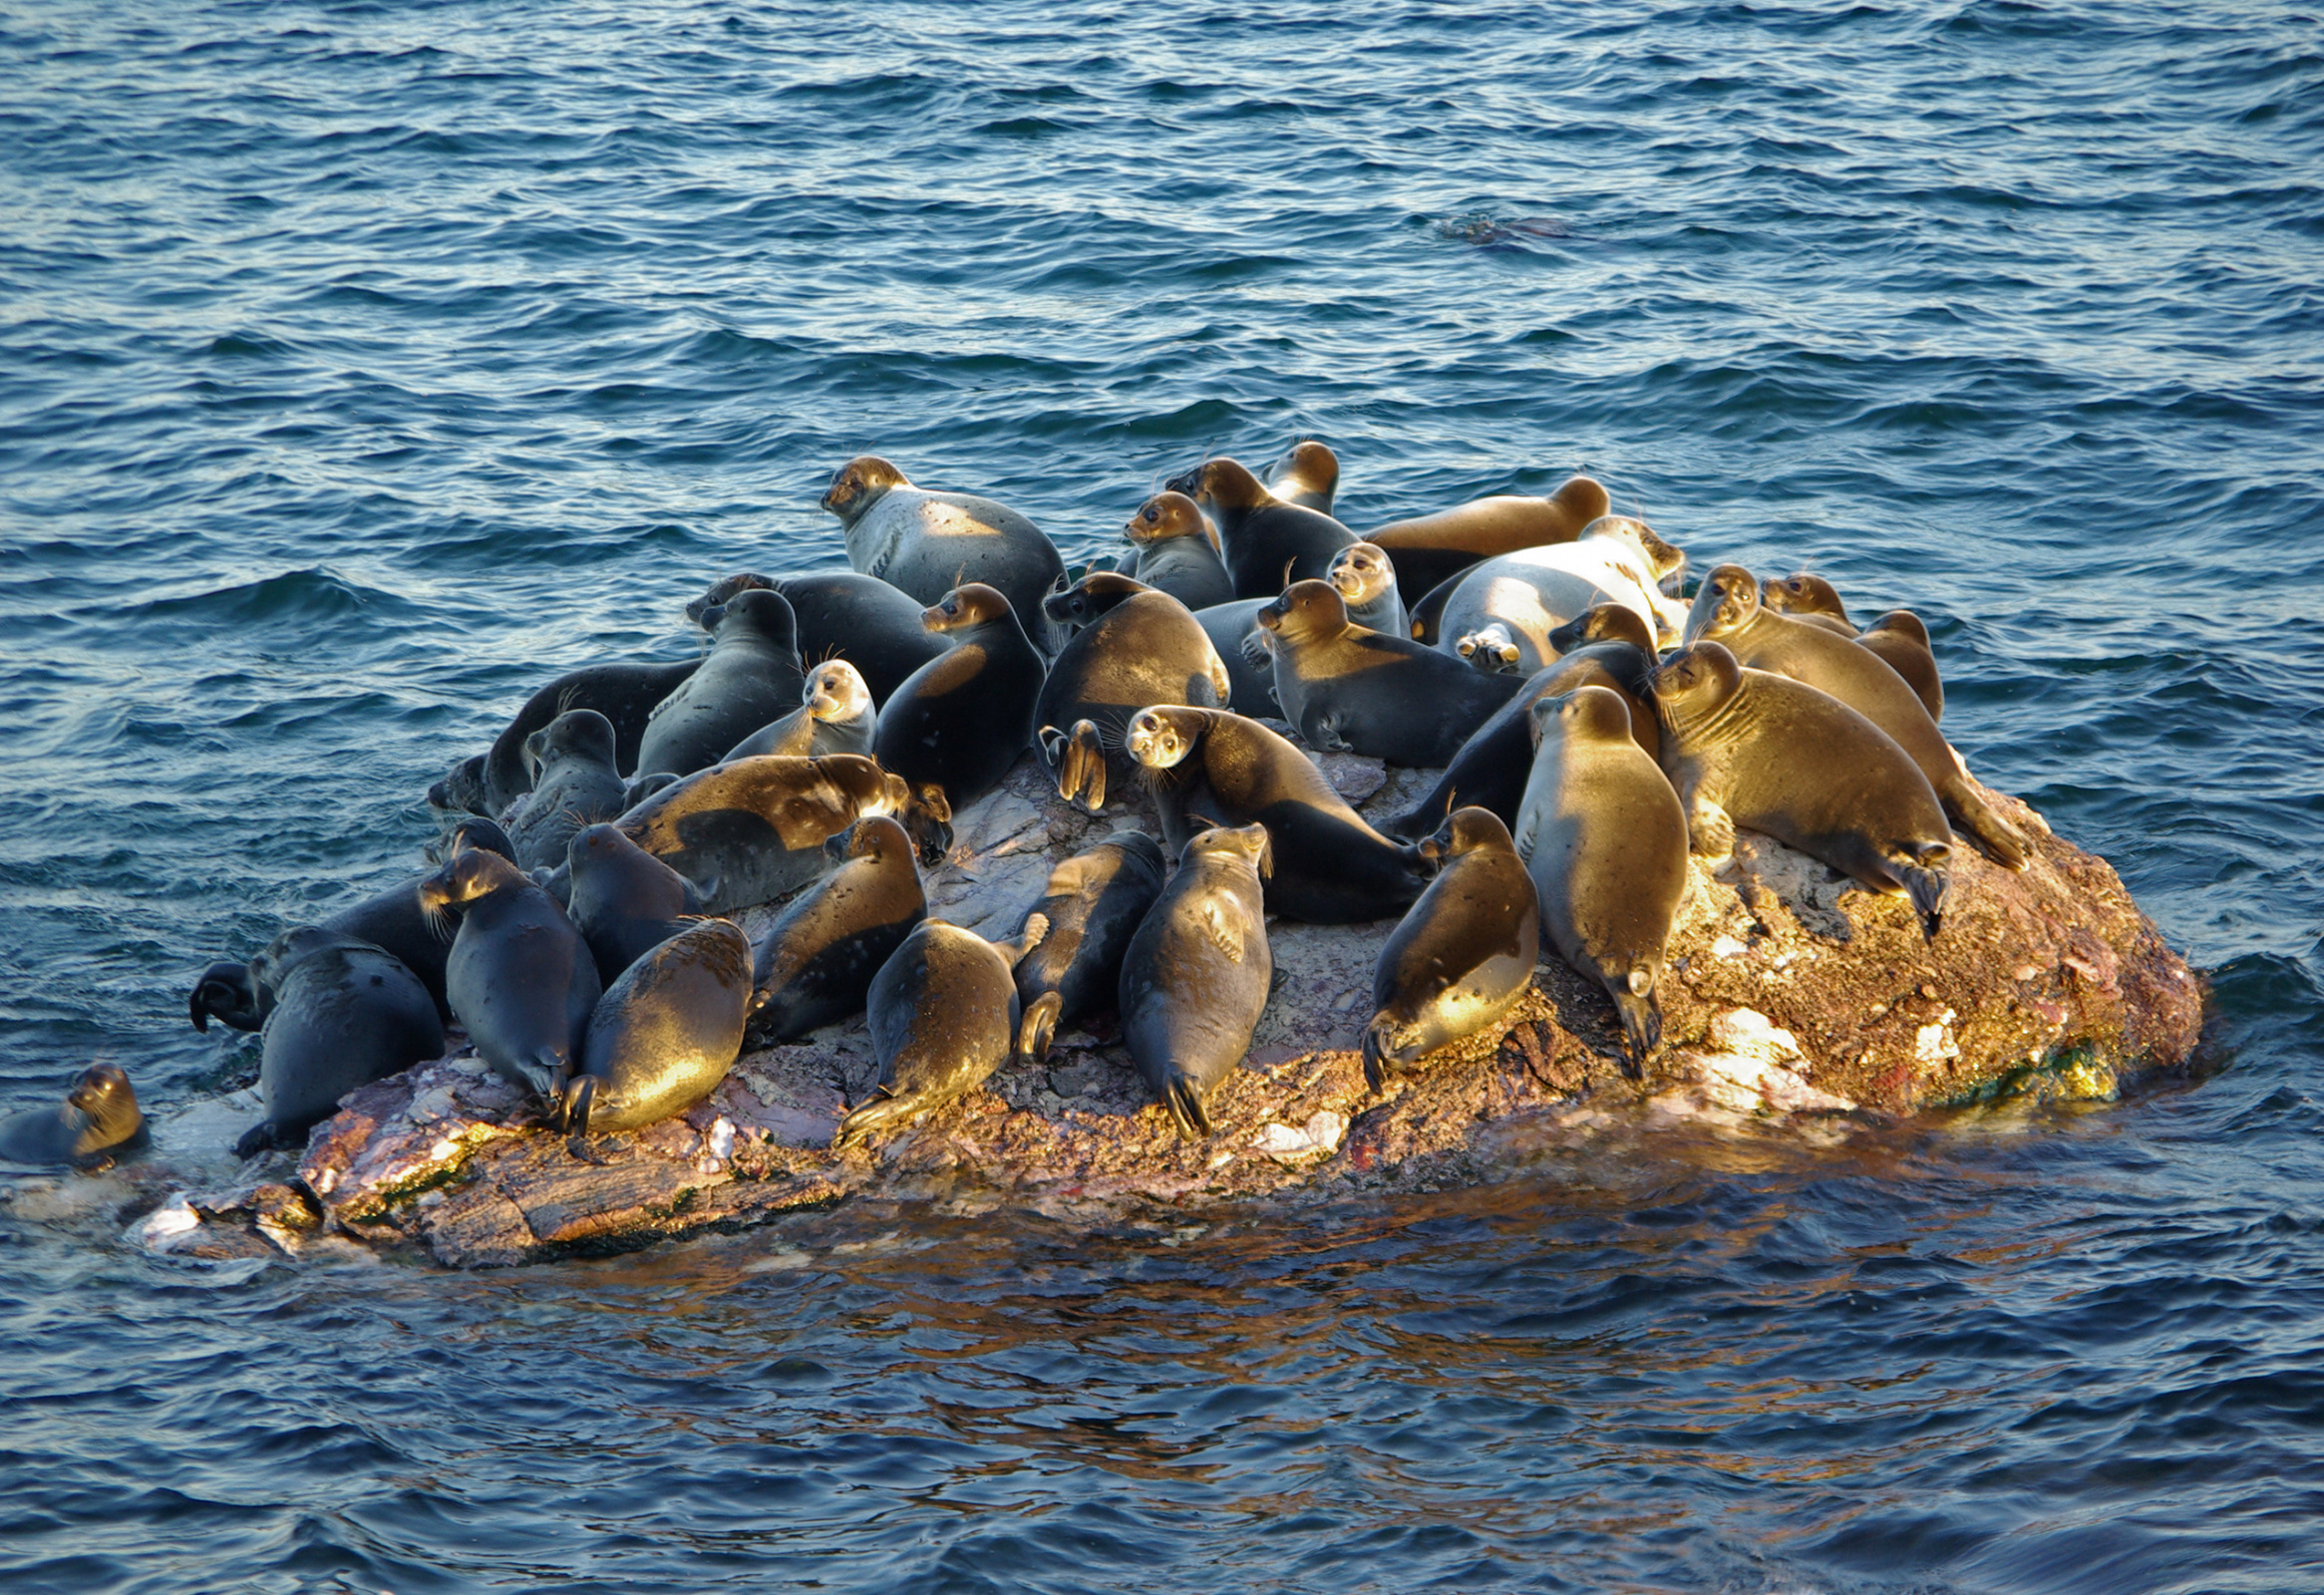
[4,1,2322,1589]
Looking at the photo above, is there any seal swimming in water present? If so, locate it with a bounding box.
[1686,565,2015,865]
[749,814,926,1045]
[1123,490,1236,612]
[1125,705,1429,923]
[819,456,1066,640]
[1118,821,1274,1139]
[719,660,876,763]
[1513,687,1690,1074]
[1435,515,1689,673]
[564,822,709,986]
[831,914,1049,1150]
[506,709,629,872]
[633,587,807,780]
[688,570,950,705]
[231,927,446,1156]
[1035,573,1231,809]
[1362,807,1538,1092]
[873,583,1048,810]
[1010,830,1169,1064]
[558,918,754,1140]
[1255,580,1524,767]
[1652,641,1953,937]
[1362,476,1611,597]
[420,847,603,1100]
[1165,457,1356,599]
[0,1065,144,1170]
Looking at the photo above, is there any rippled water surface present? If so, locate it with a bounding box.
[4,2,2321,1589]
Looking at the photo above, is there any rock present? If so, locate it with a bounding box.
[145,750,2201,1268]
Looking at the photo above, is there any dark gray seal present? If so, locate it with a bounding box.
[558,918,753,1140]
[1165,457,1356,599]
[446,656,702,815]
[1363,807,1539,1090]
[1687,565,2014,865]
[1011,830,1169,1064]
[1514,687,1691,1074]
[1256,580,1523,767]
[1118,822,1274,1139]
[750,814,927,1046]
[420,848,603,1100]
[1191,598,1280,716]
[1123,490,1235,613]
[0,1065,145,1170]
[506,709,629,872]
[633,588,807,780]
[1124,706,1429,923]
[1035,573,1231,810]
[565,822,708,987]
[820,456,1066,638]
[1652,641,1953,937]
[719,661,876,763]
[1362,475,1611,598]
[832,915,1048,1150]
[232,927,446,1157]
[689,570,950,706]
[873,583,1048,810]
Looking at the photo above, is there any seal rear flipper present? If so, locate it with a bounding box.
[1944,788,2027,871]
[1017,992,1062,1067]
[1360,1014,1419,1095]
[1611,972,1661,1081]
[832,1087,918,1151]
[232,1118,286,1160]
[1162,1076,1214,1141]
[1896,859,1949,940]
[1051,721,1107,813]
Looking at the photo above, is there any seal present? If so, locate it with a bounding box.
[616,753,951,915]
[831,914,1048,1149]
[1035,573,1231,809]
[819,456,1066,639]
[719,660,877,763]
[1362,807,1538,1091]
[749,814,927,1046]
[1758,575,1946,720]
[1433,515,1689,673]
[427,753,491,818]
[564,821,710,986]
[558,917,754,1140]
[419,847,603,1100]
[1123,490,1236,613]
[454,656,702,815]
[1191,598,1281,716]
[1363,476,1611,597]
[1266,439,1340,516]
[231,927,446,1157]
[1513,686,1690,1073]
[1686,565,2015,865]
[1011,830,1169,1063]
[1255,579,1524,767]
[633,587,807,780]
[506,709,629,872]
[873,583,1048,810]
[1757,572,1857,636]
[1117,821,1274,1138]
[1651,641,1952,936]
[689,570,950,706]
[0,1065,144,1170]
[1327,541,1408,635]
[1164,457,1356,599]
[1124,706,1429,923]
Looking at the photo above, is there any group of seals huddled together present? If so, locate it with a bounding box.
[74,439,2022,1181]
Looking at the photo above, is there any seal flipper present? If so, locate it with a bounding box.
[1896,856,1949,940]
[1163,1076,1213,1141]
[1017,991,1063,1067]
[232,1118,287,1159]
[1360,1014,1418,1095]
[1943,785,2027,871]
[1610,969,1661,1081]
[189,962,263,1034]
[1042,721,1108,812]
[833,1087,918,1151]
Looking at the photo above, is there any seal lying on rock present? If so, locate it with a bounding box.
[1364,807,1538,1091]
[1759,575,1948,724]
[633,588,807,781]
[1119,822,1275,1139]
[421,848,602,1100]
[1434,514,1688,672]
[1035,573,1231,810]
[689,571,950,706]
[1325,542,1408,636]
[507,709,629,872]
[750,815,927,1046]
[1011,830,1169,1064]
[1257,580,1523,767]
[1166,457,1355,599]
[450,656,701,815]
[232,927,445,1157]
[564,823,708,987]
[874,583,1048,811]
[832,914,1049,1150]
[0,1064,144,1170]
[820,456,1066,639]
[719,660,876,763]
[560,918,754,1140]
[1267,439,1340,516]
[1123,491,1235,613]
[1362,476,1610,598]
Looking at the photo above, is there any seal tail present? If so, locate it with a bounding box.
[1017,991,1062,1067]
[1898,859,1949,941]
[1162,1076,1214,1141]
[1610,971,1662,1081]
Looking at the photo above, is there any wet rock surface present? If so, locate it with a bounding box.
[143,745,2201,1269]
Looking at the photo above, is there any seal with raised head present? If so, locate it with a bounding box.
[719,660,876,764]
[1011,830,1169,1064]
[1118,821,1274,1139]
[1362,807,1538,1091]
[1435,514,1689,673]
[1123,490,1236,612]
[832,914,1048,1149]
[633,587,807,780]
[1686,566,2013,864]
[564,822,709,986]
[1035,573,1231,809]
[617,753,950,915]
[1652,641,1953,936]
[820,456,1066,637]
[1326,541,1408,636]
[506,709,629,872]
[1266,439,1340,516]
[420,847,603,1100]
[1165,457,1356,600]
[231,927,446,1157]
[452,655,702,815]
[1191,598,1281,716]
[750,814,927,1045]
[1125,706,1429,923]
[1256,579,1524,767]
[0,1065,144,1170]
[1759,574,1947,722]
[558,918,753,1140]
[689,570,950,706]
[1513,687,1690,1073]
[1757,572,1857,636]
[1362,476,1611,598]
[873,582,1048,811]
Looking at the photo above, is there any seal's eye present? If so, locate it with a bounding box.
[1142,506,1159,523]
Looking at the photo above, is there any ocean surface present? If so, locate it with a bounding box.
[2,1,2320,1589]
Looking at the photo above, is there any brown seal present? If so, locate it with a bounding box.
[1760,574,1946,721]
[873,583,1048,810]
[1164,457,1356,599]
[1118,822,1274,1137]
[0,1065,144,1170]
[1035,573,1232,809]
[1266,439,1340,515]
[1363,476,1610,597]
[1363,807,1538,1090]
[749,814,927,1045]
[559,918,754,1141]
[1123,490,1236,612]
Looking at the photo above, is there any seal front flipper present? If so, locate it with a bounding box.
[1684,795,1737,860]
[1041,721,1108,812]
